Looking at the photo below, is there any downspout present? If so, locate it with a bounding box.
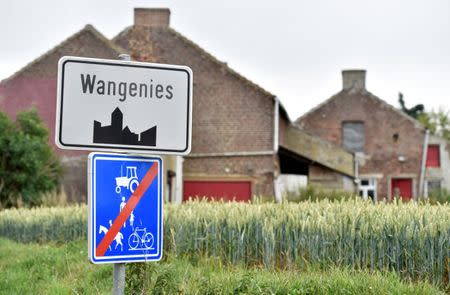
[418,129,430,199]
[175,156,184,204]
[354,153,359,196]
[273,97,279,153]
[273,97,282,202]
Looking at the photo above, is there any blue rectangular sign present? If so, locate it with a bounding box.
[88,152,163,264]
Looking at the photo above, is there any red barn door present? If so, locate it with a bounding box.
[391,178,413,200]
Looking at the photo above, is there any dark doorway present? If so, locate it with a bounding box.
[278,147,309,175]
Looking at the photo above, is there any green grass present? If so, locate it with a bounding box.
[1,200,449,286]
[284,185,355,202]
[0,238,445,295]
[0,238,111,295]
[127,257,447,295]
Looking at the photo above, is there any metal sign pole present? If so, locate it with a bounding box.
[111,53,132,295]
[113,263,126,295]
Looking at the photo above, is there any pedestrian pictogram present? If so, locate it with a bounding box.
[88,152,163,264]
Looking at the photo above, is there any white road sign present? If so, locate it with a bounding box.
[55,56,192,155]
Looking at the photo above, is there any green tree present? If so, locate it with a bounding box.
[0,109,62,208]
[398,92,425,119]
[418,108,450,141]
[398,93,449,141]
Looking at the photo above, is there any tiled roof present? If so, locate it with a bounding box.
[112,25,290,121]
[295,88,425,130]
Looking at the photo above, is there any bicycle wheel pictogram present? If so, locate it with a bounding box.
[128,232,140,250]
[142,232,154,249]
[127,227,155,250]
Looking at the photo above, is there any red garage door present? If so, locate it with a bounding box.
[391,178,413,200]
[183,181,251,202]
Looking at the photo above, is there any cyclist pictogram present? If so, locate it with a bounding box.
[128,227,154,250]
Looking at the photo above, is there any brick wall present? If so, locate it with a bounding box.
[60,157,87,202]
[114,26,275,155]
[114,16,278,198]
[0,26,121,156]
[0,26,122,201]
[309,164,353,191]
[278,116,288,147]
[297,88,425,199]
[184,155,276,197]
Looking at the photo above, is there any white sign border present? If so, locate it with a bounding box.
[56,56,193,155]
[88,152,164,264]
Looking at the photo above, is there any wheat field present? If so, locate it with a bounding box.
[0,199,448,285]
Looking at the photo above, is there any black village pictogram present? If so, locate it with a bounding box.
[93,107,157,146]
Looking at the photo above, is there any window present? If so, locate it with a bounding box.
[392,133,399,143]
[425,179,442,197]
[426,145,440,168]
[358,178,377,201]
[342,122,364,153]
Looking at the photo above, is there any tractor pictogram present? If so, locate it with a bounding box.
[115,166,139,194]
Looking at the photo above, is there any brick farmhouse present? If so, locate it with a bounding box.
[296,70,450,200]
[0,8,354,202]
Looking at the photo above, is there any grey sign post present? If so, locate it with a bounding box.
[112,53,129,295]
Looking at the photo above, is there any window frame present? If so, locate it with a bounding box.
[358,178,377,201]
[341,121,365,153]
[424,179,442,197]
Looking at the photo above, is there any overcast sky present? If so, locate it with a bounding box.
[1,0,449,120]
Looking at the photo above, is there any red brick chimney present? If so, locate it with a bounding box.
[342,69,366,91]
[134,8,170,27]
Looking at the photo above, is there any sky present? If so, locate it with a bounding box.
[1,0,449,120]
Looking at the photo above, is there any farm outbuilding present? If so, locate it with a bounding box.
[296,70,450,200]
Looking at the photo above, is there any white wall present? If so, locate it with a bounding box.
[276,174,308,200]
[425,135,450,194]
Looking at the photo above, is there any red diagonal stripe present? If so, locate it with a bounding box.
[96,162,158,257]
